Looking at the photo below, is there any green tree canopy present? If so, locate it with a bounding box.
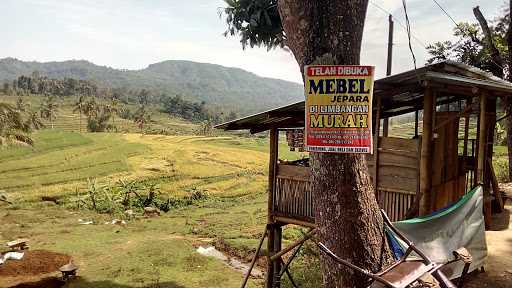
[221,0,285,49]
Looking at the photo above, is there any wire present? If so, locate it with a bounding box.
[401,0,417,70]
[369,0,427,47]
[431,0,459,27]
[428,0,505,72]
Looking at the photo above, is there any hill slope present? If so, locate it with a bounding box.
[0,58,303,115]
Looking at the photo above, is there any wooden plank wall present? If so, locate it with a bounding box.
[273,137,420,223]
[432,112,464,211]
[367,137,420,221]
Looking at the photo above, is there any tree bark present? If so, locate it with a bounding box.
[507,0,512,180]
[473,6,504,78]
[278,1,393,287]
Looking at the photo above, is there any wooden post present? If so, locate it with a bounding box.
[461,100,471,191]
[419,86,435,215]
[383,14,393,138]
[474,101,481,188]
[373,95,382,202]
[273,226,282,287]
[477,96,486,184]
[477,93,492,229]
[241,225,268,288]
[485,94,496,227]
[414,110,419,137]
[266,128,279,288]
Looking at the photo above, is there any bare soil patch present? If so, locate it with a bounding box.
[0,250,71,277]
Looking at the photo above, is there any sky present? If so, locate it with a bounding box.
[1,0,506,83]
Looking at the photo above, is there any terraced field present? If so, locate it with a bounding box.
[0,131,146,198]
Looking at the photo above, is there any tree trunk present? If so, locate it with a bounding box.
[507,0,512,180]
[278,1,393,287]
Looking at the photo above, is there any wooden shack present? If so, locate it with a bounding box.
[216,61,512,287]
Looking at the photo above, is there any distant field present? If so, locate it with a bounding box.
[0,94,199,134]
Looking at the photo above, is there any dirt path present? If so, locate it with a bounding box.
[465,183,512,288]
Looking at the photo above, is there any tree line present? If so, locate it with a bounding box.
[5,72,98,97]
[2,73,239,125]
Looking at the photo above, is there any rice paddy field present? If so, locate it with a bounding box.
[0,128,314,288]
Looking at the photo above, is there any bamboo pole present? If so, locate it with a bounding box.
[268,128,278,221]
[477,93,492,229]
[241,225,268,288]
[477,95,486,184]
[266,128,279,288]
[414,110,419,137]
[419,86,435,215]
[270,229,317,262]
[373,95,382,203]
[488,158,504,212]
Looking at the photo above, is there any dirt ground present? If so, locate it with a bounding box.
[464,183,512,288]
[0,250,71,288]
[1,186,511,288]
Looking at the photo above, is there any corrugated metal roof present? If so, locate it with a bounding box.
[216,61,512,132]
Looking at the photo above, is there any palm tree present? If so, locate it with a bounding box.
[0,103,33,146]
[83,98,99,119]
[133,105,150,133]
[25,111,45,130]
[109,97,120,131]
[15,97,28,112]
[73,96,86,132]
[39,96,58,129]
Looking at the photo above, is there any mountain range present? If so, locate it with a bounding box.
[0,58,303,115]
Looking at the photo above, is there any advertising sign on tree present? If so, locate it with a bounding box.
[305,65,374,153]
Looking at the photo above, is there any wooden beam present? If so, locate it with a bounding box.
[488,158,504,213]
[373,95,382,203]
[266,128,279,288]
[462,110,470,172]
[477,93,492,229]
[477,95,486,184]
[241,225,268,288]
[414,110,419,137]
[273,215,315,228]
[419,86,436,215]
[268,111,304,118]
[270,229,317,262]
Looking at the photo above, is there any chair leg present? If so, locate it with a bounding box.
[432,270,457,288]
[457,262,471,288]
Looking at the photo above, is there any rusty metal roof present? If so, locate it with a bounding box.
[216,61,512,133]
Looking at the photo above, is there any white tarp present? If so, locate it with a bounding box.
[392,186,487,279]
[0,252,24,265]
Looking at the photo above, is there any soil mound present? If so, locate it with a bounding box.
[0,250,71,277]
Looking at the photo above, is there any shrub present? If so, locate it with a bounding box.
[74,179,209,216]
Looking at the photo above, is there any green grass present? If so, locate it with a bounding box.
[0,130,147,195]
[0,204,262,288]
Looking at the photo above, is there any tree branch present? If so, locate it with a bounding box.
[473,6,504,78]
